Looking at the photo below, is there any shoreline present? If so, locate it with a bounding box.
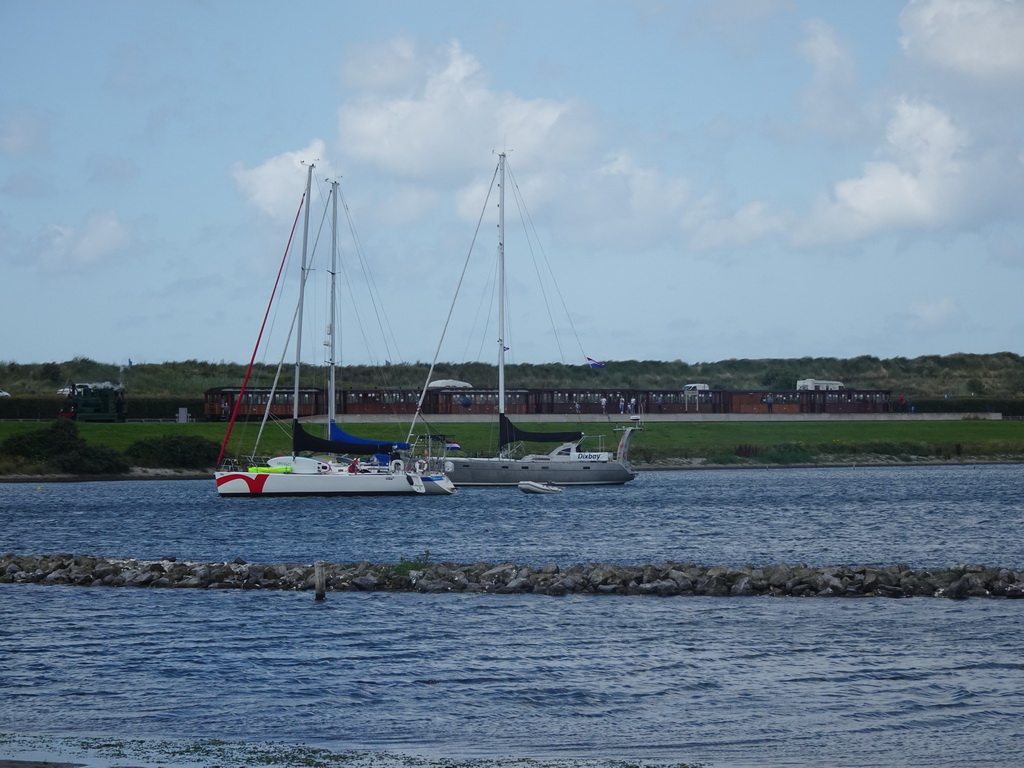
[1,456,1021,483]
[2,460,1024,483]
[0,467,212,483]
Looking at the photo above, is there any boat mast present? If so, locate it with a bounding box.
[328,179,338,429]
[497,151,506,418]
[293,162,314,450]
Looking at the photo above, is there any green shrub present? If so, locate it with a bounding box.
[1,419,84,459]
[0,397,64,420]
[389,550,434,576]
[124,434,221,469]
[0,419,130,474]
[52,445,130,474]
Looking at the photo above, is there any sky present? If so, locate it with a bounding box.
[2,0,1023,369]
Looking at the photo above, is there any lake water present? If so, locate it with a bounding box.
[2,465,1023,768]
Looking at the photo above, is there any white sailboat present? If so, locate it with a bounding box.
[429,153,642,487]
[215,164,456,497]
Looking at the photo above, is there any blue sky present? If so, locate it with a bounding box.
[2,0,1022,369]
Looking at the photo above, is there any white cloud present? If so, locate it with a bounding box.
[338,37,431,93]
[687,198,787,249]
[34,210,132,269]
[795,98,969,244]
[562,151,693,249]
[906,296,962,329]
[336,40,591,181]
[331,39,796,257]
[231,140,329,220]
[73,211,131,263]
[798,19,869,143]
[900,0,1024,80]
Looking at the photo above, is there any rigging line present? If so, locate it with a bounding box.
[455,237,499,364]
[337,183,404,367]
[253,292,303,456]
[504,160,564,363]
[504,158,587,366]
[227,250,295,460]
[304,183,333,371]
[310,177,401,405]
[323,184,338,372]
[338,248,377,376]
[406,160,501,443]
[331,187,403,401]
[217,190,305,466]
[467,249,498,364]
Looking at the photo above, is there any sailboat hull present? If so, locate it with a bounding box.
[444,457,636,487]
[214,469,455,496]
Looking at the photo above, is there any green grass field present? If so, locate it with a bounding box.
[635,419,1024,455]
[2,418,1023,465]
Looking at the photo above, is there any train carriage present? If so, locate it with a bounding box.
[205,385,892,421]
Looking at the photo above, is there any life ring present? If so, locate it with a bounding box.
[415,459,429,474]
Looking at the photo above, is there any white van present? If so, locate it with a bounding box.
[682,383,709,391]
[796,379,844,391]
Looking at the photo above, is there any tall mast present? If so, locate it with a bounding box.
[497,152,506,417]
[293,162,314,441]
[328,180,339,428]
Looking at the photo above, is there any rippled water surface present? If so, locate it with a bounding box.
[2,464,1023,567]
[2,465,1024,767]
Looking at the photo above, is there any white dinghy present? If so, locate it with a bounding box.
[518,480,563,494]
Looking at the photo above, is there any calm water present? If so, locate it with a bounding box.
[2,465,1023,767]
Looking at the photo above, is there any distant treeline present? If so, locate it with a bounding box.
[2,352,1024,398]
[0,420,219,475]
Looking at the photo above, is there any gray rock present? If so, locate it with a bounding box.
[1,553,1020,600]
[352,575,379,591]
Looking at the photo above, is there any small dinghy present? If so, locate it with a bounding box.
[518,480,563,494]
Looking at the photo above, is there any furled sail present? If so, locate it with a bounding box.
[498,413,582,450]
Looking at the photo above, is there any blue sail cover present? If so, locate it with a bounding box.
[291,421,409,455]
[330,420,411,451]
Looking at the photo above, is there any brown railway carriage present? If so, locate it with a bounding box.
[204,386,324,421]
[205,385,891,420]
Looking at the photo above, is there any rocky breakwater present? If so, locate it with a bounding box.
[3,553,1024,599]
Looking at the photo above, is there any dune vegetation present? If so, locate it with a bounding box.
[2,351,1024,397]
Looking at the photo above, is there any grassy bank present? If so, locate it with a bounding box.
[2,418,1023,472]
[634,419,1024,462]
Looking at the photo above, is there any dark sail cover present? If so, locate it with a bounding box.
[292,421,405,455]
[499,413,582,450]
[330,420,410,450]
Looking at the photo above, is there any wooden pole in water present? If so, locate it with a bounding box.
[314,560,326,601]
